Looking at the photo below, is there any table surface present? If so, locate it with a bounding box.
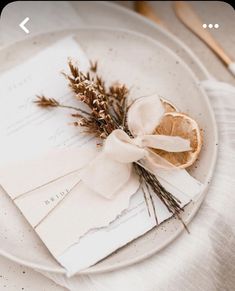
[0,1,234,290]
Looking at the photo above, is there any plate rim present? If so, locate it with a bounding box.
[0,26,218,275]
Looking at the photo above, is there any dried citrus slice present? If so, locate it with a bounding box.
[160,98,178,113]
[154,112,202,168]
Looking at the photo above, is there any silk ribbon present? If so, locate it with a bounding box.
[80,95,191,199]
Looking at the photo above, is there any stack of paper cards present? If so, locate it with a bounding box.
[0,36,202,276]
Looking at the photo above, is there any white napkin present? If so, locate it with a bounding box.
[38,78,235,290]
[228,63,235,77]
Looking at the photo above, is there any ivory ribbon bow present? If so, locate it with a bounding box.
[80,95,191,199]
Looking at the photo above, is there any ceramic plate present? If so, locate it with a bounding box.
[0,27,218,275]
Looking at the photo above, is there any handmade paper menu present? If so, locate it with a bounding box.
[0,36,202,276]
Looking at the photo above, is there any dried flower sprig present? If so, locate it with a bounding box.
[35,60,185,228]
[65,60,122,137]
[89,60,98,73]
[34,95,91,116]
[34,96,60,107]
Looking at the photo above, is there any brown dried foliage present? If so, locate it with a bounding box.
[35,60,185,227]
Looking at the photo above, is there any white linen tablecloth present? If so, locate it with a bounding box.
[40,79,235,291]
[0,1,234,290]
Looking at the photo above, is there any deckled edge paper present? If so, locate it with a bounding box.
[0,36,203,276]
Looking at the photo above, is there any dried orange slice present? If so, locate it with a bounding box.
[154,112,202,168]
[160,98,178,113]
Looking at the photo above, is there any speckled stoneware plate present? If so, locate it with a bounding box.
[0,27,218,275]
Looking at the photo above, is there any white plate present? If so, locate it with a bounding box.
[0,27,218,275]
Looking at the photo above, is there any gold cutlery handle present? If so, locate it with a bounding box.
[174,1,232,66]
[134,1,166,28]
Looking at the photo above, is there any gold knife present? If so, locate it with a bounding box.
[173,1,235,76]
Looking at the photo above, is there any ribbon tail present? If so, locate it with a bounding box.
[134,135,191,152]
[79,152,133,199]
